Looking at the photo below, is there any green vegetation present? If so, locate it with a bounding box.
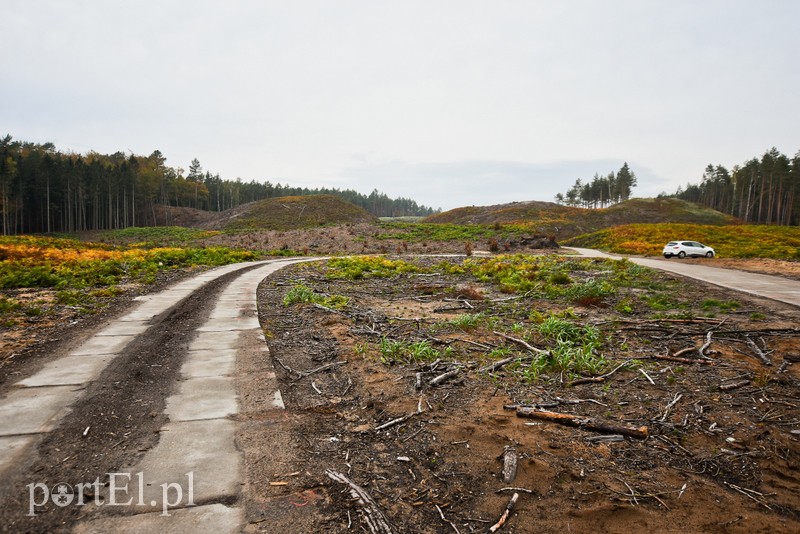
[222,195,376,231]
[100,226,221,247]
[425,198,736,240]
[375,222,530,242]
[326,256,424,279]
[564,223,800,259]
[282,283,349,309]
[379,338,452,365]
[0,235,258,290]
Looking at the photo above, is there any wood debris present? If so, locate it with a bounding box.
[516,407,648,439]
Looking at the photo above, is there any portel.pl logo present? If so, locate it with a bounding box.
[27,472,194,517]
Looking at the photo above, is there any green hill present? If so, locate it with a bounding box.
[203,195,377,231]
[424,198,737,239]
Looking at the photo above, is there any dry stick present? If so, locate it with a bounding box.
[745,336,772,366]
[516,407,648,439]
[698,331,714,359]
[429,368,461,387]
[298,360,348,378]
[477,355,535,374]
[659,393,683,422]
[568,360,631,387]
[653,353,713,365]
[719,379,751,391]
[435,504,460,534]
[325,470,395,534]
[493,331,549,355]
[375,413,413,431]
[488,492,519,533]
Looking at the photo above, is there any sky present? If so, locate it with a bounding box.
[2,0,799,211]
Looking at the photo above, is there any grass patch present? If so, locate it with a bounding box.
[326,256,424,280]
[379,338,452,365]
[283,283,349,309]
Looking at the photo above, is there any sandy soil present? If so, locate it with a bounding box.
[247,257,800,533]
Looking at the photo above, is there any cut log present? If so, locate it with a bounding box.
[746,336,772,366]
[429,368,461,387]
[326,470,395,534]
[719,379,750,391]
[516,407,648,439]
[502,447,518,483]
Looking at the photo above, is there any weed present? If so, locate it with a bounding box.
[282,283,349,309]
[379,338,451,364]
[326,256,424,280]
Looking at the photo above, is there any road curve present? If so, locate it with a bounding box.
[567,247,800,307]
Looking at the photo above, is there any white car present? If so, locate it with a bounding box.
[663,241,715,259]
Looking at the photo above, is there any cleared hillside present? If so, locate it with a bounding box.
[425,198,738,239]
[200,194,377,231]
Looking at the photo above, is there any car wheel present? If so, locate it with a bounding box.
[706,251,714,258]
[678,251,686,258]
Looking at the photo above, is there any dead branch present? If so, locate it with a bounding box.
[435,504,460,534]
[652,353,713,365]
[719,379,750,391]
[493,331,549,355]
[502,447,518,483]
[568,360,630,386]
[658,393,683,422]
[326,470,395,534]
[698,331,714,359]
[298,360,348,378]
[375,413,413,431]
[488,492,519,533]
[477,354,534,374]
[516,407,648,439]
[429,367,461,387]
[745,336,772,366]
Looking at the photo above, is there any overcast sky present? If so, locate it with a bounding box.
[2,1,798,210]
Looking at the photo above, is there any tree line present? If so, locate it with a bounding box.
[0,136,439,235]
[555,162,638,208]
[667,147,800,226]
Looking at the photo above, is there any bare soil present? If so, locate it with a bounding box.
[1,243,799,533]
[245,257,800,533]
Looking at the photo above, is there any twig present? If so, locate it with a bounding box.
[488,492,519,533]
[375,413,413,431]
[435,504,460,534]
[745,336,772,366]
[568,360,630,386]
[493,331,549,355]
[724,482,773,511]
[659,393,683,422]
[326,470,395,533]
[719,379,750,391]
[639,368,655,385]
[298,360,348,378]
[496,487,535,494]
[429,368,461,387]
[698,331,714,359]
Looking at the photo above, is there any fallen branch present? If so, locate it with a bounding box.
[375,413,413,431]
[429,367,461,387]
[493,331,549,355]
[745,336,772,366]
[477,355,534,374]
[698,331,714,359]
[568,360,630,387]
[652,352,713,365]
[719,379,750,392]
[297,360,348,378]
[658,393,683,423]
[326,470,395,534]
[488,492,519,533]
[516,407,648,439]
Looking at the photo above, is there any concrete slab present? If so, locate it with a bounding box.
[74,503,243,534]
[181,349,237,378]
[189,331,240,351]
[165,377,238,421]
[0,435,36,476]
[0,386,82,436]
[195,317,261,332]
[96,321,150,336]
[120,419,240,511]
[16,354,114,387]
[70,335,135,356]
